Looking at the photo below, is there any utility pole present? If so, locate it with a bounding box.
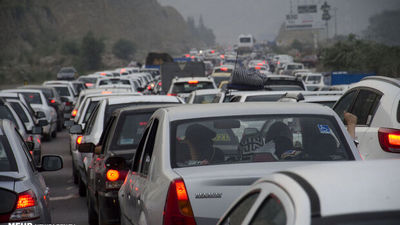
[321,1,331,39]
[334,7,338,38]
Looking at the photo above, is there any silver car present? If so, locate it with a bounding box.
[118,103,361,225]
[0,119,63,224]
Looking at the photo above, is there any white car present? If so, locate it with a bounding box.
[333,76,400,159]
[187,89,221,104]
[229,91,288,103]
[304,73,326,91]
[167,76,217,101]
[218,160,400,225]
[118,103,361,225]
[43,80,78,97]
[3,89,57,140]
[44,83,77,108]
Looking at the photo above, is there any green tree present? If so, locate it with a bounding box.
[61,40,80,55]
[79,31,104,71]
[112,39,136,61]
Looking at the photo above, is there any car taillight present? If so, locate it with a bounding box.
[71,109,78,117]
[167,93,177,96]
[9,190,40,221]
[188,80,199,84]
[76,136,83,145]
[378,128,400,153]
[50,99,56,104]
[163,179,196,225]
[105,169,127,190]
[147,85,152,90]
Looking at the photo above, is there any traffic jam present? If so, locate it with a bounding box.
[1,44,400,225]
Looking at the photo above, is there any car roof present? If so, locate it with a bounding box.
[162,102,336,121]
[113,104,181,115]
[264,160,400,216]
[173,77,213,82]
[107,95,181,105]
[301,95,341,102]
[360,76,400,88]
[3,89,43,94]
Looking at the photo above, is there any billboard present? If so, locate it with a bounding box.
[285,3,325,30]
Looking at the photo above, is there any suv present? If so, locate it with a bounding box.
[333,76,400,159]
[167,77,217,101]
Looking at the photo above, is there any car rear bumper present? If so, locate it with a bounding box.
[98,191,120,224]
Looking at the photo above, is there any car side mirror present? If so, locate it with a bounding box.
[38,120,49,127]
[32,126,43,135]
[36,111,46,119]
[64,120,74,128]
[94,145,102,155]
[39,155,63,172]
[69,124,83,134]
[105,156,127,170]
[78,142,95,153]
[26,141,34,151]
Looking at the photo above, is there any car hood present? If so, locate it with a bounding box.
[174,162,319,225]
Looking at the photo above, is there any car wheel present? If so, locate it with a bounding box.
[78,177,86,197]
[51,130,57,138]
[72,164,78,184]
[88,192,98,225]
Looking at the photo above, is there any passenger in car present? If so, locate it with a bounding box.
[183,123,224,166]
[344,111,357,139]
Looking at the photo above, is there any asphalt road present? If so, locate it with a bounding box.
[41,130,89,225]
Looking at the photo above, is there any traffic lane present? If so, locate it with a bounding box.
[41,130,89,225]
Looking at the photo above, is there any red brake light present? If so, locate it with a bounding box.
[85,83,94,87]
[139,122,147,126]
[257,63,263,66]
[106,169,120,182]
[16,191,37,209]
[378,128,400,153]
[50,99,56,104]
[147,85,152,90]
[188,80,199,84]
[211,50,215,53]
[191,56,195,59]
[76,136,83,145]
[185,54,191,58]
[221,67,228,72]
[102,91,113,94]
[255,66,261,70]
[37,138,41,144]
[158,82,162,86]
[220,54,225,59]
[29,151,33,155]
[71,109,78,117]
[167,93,177,96]
[65,101,72,106]
[163,179,196,225]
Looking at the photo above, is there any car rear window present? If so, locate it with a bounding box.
[193,94,218,104]
[0,135,18,172]
[99,79,130,86]
[245,94,285,102]
[171,115,354,168]
[9,102,29,123]
[109,112,153,151]
[78,77,97,83]
[21,93,42,104]
[172,81,215,94]
[54,86,71,97]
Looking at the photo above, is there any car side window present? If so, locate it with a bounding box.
[14,129,36,172]
[85,104,100,135]
[100,116,117,154]
[250,194,286,225]
[333,90,357,122]
[351,89,381,125]
[139,119,159,176]
[131,126,151,172]
[220,192,260,225]
[230,96,241,102]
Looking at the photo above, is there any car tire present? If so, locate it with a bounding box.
[51,130,57,138]
[78,177,86,197]
[88,192,98,225]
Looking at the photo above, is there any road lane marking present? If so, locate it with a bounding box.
[66,186,76,190]
[50,194,79,201]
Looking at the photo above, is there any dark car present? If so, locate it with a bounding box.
[77,104,177,225]
[57,67,78,80]
[0,119,63,224]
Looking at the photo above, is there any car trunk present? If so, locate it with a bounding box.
[0,174,22,216]
[173,162,315,225]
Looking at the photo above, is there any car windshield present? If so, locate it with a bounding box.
[287,64,303,70]
[0,135,18,172]
[110,112,153,151]
[78,77,97,83]
[54,86,71,97]
[193,94,217,104]
[245,94,285,102]
[172,81,214,94]
[99,79,130,85]
[61,68,75,73]
[240,37,251,43]
[21,93,42,104]
[171,115,353,168]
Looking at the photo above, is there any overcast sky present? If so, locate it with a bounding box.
[158,0,400,44]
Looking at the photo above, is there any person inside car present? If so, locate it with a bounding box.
[181,123,224,166]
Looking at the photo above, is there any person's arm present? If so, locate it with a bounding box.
[344,111,357,139]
